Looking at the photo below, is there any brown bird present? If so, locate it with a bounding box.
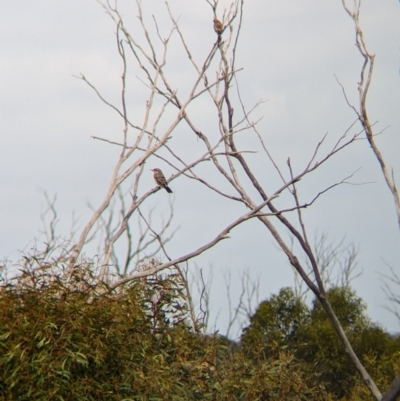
[151,168,173,193]
[213,17,224,35]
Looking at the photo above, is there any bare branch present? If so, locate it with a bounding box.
[341,0,400,231]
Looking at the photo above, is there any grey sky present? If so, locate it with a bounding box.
[1,0,400,336]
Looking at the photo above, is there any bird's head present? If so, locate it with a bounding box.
[151,168,161,173]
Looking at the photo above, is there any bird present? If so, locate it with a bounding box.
[213,17,224,36]
[151,168,173,193]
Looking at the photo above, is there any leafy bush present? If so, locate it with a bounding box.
[0,267,328,400]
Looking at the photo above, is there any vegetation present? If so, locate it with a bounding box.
[0,269,327,401]
[242,287,400,400]
[1,267,399,400]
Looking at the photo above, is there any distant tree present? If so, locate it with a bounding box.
[242,287,400,399]
[241,288,309,354]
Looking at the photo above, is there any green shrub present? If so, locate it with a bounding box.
[0,268,328,400]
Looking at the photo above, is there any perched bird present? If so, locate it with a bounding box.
[213,17,224,36]
[151,168,173,193]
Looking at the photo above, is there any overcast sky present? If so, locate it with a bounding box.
[1,0,400,337]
